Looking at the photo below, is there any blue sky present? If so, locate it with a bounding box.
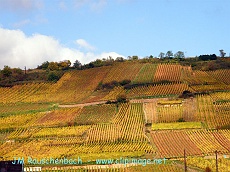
[0,0,229,69]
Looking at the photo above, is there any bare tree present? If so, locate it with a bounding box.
[219,49,226,57]
[174,51,185,59]
[159,52,165,58]
[166,50,173,58]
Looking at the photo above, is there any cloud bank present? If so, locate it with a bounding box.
[0,28,124,69]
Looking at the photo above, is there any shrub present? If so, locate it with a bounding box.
[177,118,185,122]
[179,90,194,99]
[116,94,128,103]
[48,72,60,82]
[103,82,115,89]
[111,80,119,86]
[119,79,131,86]
[105,100,112,104]
[123,83,133,89]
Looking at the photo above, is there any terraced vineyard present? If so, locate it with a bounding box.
[75,104,117,125]
[0,61,230,171]
[156,104,183,123]
[0,66,111,104]
[0,103,155,166]
[33,107,82,127]
[154,63,182,82]
[127,83,192,98]
[207,69,230,85]
[196,94,230,129]
[102,62,143,83]
[101,86,126,101]
[151,130,203,158]
[186,130,229,154]
[132,63,158,83]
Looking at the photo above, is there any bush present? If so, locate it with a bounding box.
[119,79,131,86]
[48,72,60,82]
[105,100,112,104]
[179,90,194,99]
[103,82,115,89]
[124,81,173,90]
[111,80,119,86]
[177,118,185,122]
[116,94,128,103]
[145,123,152,127]
[123,83,133,89]
[1,66,12,77]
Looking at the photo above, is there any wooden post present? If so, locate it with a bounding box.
[184,149,187,172]
[215,150,218,172]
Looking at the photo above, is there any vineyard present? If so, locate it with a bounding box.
[154,63,182,82]
[0,63,229,104]
[0,61,230,171]
[102,62,143,83]
[132,63,157,84]
[126,82,193,98]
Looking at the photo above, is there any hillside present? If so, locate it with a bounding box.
[0,60,230,104]
[0,60,230,171]
[1,56,230,87]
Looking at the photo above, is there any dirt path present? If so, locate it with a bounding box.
[58,101,107,107]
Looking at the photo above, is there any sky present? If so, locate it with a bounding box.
[0,0,229,69]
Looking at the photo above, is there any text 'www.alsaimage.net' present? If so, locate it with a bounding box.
[95,157,168,166]
[12,157,167,166]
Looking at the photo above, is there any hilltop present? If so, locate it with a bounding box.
[0,56,230,87]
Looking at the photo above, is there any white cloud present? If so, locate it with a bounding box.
[75,39,96,51]
[91,0,107,11]
[13,19,31,28]
[0,0,43,11]
[74,0,90,8]
[73,0,107,11]
[0,28,124,69]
